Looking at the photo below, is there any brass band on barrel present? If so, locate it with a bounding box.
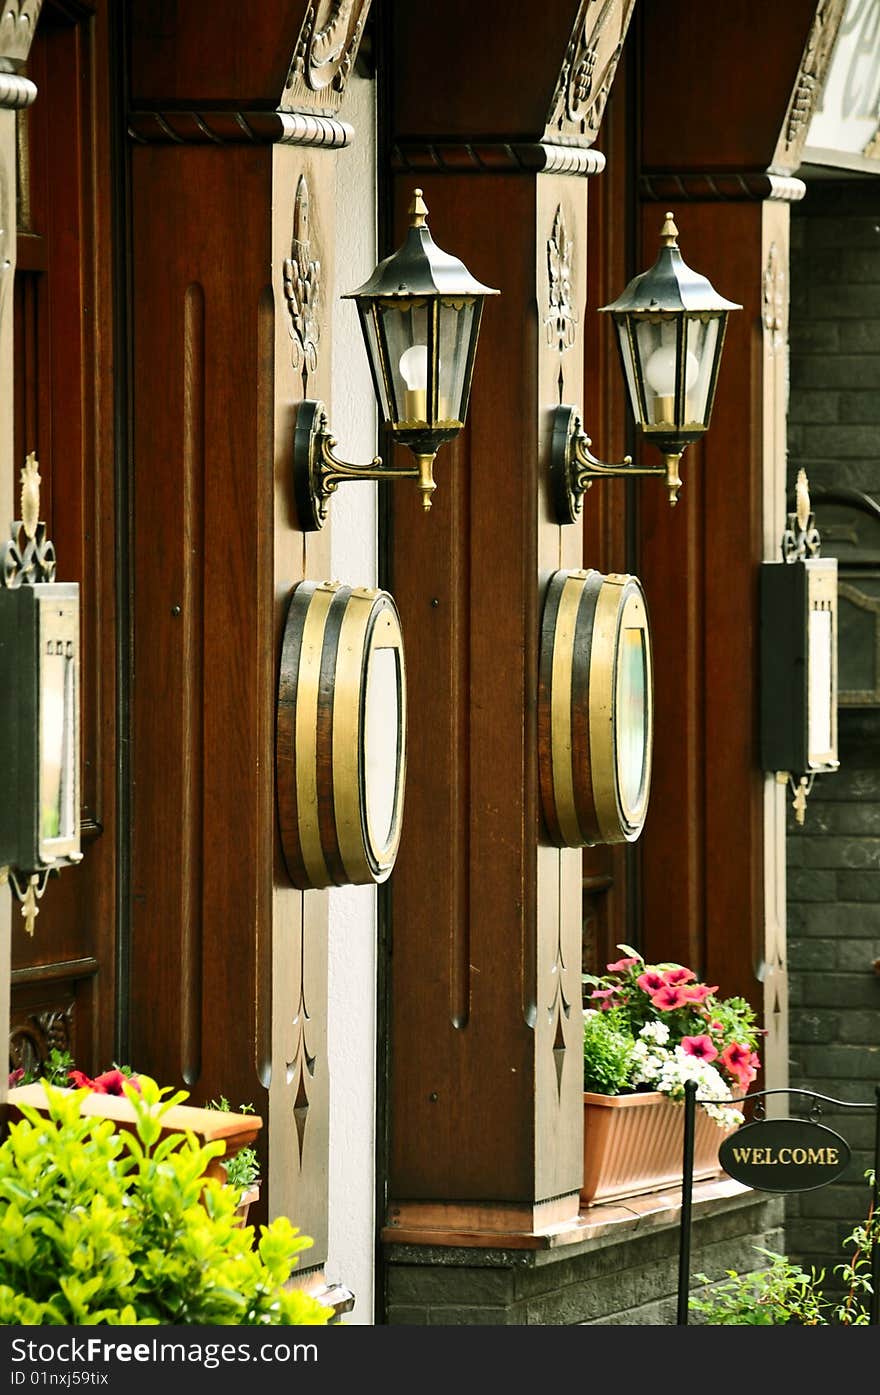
[550,573,588,848]
[294,583,337,889]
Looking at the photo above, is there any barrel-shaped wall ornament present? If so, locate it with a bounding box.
[277,581,406,890]
[538,569,654,847]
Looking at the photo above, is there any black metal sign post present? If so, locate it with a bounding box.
[677,1081,880,1325]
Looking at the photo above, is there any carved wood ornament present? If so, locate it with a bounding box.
[775,0,847,170]
[762,240,787,352]
[284,176,321,394]
[0,0,42,66]
[546,205,578,354]
[546,0,636,145]
[9,1004,73,1076]
[284,0,371,111]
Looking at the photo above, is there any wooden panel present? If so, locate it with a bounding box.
[390,0,633,145]
[9,0,117,1074]
[387,170,584,1207]
[637,199,765,1008]
[128,0,365,109]
[638,1,826,174]
[581,53,632,973]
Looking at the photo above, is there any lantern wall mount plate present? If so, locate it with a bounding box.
[0,454,82,936]
[293,189,499,531]
[550,213,741,523]
[276,580,406,890]
[538,569,653,847]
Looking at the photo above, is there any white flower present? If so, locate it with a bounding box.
[639,1020,670,1046]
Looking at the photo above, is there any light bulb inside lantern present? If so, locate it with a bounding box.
[399,344,428,391]
[399,343,429,423]
[644,345,699,397]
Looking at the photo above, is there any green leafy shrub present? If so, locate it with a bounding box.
[0,1077,331,1326]
[582,1007,635,1095]
[690,1172,877,1325]
[205,1096,260,1191]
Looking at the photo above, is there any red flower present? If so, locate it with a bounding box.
[606,956,640,973]
[68,1069,96,1090]
[91,1069,140,1096]
[662,967,696,987]
[708,1019,724,1033]
[681,1034,719,1063]
[8,1068,25,1088]
[720,1042,759,1089]
[68,1067,141,1095]
[650,985,691,1011]
[681,983,718,1005]
[590,987,623,1012]
[637,971,667,995]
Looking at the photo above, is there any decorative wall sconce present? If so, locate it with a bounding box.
[538,569,653,847]
[293,189,499,531]
[550,213,741,523]
[761,471,839,826]
[276,580,406,889]
[0,454,82,936]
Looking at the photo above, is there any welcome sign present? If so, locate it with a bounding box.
[719,1117,851,1193]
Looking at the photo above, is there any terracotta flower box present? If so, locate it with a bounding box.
[581,1089,741,1207]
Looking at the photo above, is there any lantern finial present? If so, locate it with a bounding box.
[409,188,429,229]
[660,212,679,247]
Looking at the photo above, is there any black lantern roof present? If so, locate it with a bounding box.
[598,214,741,316]
[343,190,500,301]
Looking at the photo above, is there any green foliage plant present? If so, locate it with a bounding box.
[205,1096,260,1192]
[0,1077,331,1326]
[690,1171,877,1325]
[582,1007,636,1095]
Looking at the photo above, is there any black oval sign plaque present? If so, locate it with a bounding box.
[719,1117,851,1193]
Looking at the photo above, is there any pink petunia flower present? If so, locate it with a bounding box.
[68,1069,96,1090]
[681,1035,719,1063]
[8,1068,25,1088]
[606,956,640,973]
[708,1020,724,1033]
[637,970,667,995]
[681,983,719,1005]
[91,1069,141,1096]
[720,1042,759,1088]
[662,967,696,987]
[650,985,692,1011]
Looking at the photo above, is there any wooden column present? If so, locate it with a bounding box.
[634,0,845,1091]
[0,0,43,1117]
[125,0,372,1271]
[383,0,634,1240]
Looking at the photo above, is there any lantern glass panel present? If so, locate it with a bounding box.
[359,305,392,422]
[437,299,478,424]
[684,315,720,426]
[376,299,431,425]
[615,319,643,427]
[808,607,833,759]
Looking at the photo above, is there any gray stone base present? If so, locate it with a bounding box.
[383,1185,784,1325]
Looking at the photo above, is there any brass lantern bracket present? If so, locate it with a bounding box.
[550,405,683,524]
[293,399,437,532]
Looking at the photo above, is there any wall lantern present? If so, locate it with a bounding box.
[761,471,839,826]
[0,454,82,936]
[293,189,499,531]
[550,213,741,523]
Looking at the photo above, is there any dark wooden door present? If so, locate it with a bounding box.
[9,0,119,1080]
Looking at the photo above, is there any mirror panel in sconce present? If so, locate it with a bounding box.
[550,213,741,523]
[293,190,499,530]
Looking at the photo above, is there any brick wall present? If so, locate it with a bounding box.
[384,1194,784,1325]
[787,182,880,1283]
